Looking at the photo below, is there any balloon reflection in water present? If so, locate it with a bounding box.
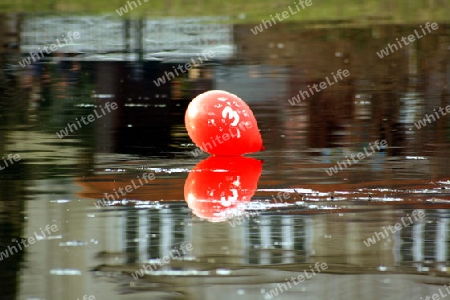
[184,156,263,222]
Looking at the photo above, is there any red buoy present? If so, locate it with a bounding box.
[185,90,263,156]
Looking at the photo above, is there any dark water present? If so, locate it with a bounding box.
[1,15,450,300]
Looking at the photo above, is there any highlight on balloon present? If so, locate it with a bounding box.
[185,90,264,156]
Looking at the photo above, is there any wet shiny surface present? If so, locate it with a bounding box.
[1,17,450,300]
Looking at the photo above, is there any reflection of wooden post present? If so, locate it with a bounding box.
[137,18,144,63]
[124,19,131,60]
[95,63,121,153]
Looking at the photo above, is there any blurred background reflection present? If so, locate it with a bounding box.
[0,7,450,300]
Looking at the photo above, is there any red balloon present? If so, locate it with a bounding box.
[185,90,263,156]
[184,156,263,222]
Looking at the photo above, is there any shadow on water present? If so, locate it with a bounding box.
[0,13,450,299]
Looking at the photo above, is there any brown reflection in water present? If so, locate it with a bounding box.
[235,23,449,157]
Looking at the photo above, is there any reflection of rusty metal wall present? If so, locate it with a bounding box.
[234,23,448,154]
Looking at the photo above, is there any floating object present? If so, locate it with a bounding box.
[184,156,263,222]
[185,90,263,156]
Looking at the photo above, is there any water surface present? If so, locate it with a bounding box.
[1,16,450,300]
